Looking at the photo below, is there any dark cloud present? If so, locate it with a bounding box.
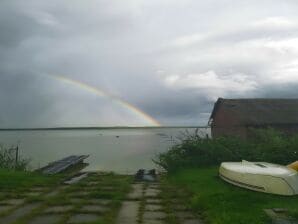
[1,0,298,127]
[137,92,213,125]
[0,74,54,127]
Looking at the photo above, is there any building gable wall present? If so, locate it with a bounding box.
[211,104,247,138]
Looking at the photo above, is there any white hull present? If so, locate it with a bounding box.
[219,161,298,196]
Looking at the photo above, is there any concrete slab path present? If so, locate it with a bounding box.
[116,181,203,224]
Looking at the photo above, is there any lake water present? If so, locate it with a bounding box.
[0,127,210,174]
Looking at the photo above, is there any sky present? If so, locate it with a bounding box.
[1,0,298,127]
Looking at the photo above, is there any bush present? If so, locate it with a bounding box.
[154,128,298,172]
[0,145,30,171]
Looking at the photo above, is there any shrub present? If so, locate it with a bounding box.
[0,145,30,171]
[154,128,298,172]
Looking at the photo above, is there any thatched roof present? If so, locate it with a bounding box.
[210,98,298,125]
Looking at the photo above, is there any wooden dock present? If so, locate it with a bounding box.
[39,155,89,174]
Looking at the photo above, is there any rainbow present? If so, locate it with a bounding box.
[46,74,161,126]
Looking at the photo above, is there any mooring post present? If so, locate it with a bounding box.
[15,146,19,165]
[13,145,19,170]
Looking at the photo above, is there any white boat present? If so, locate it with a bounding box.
[219,160,298,196]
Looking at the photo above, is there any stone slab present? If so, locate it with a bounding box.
[69,198,82,204]
[177,211,195,219]
[181,219,203,224]
[68,191,90,197]
[58,186,69,191]
[143,211,167,220]
[145,204,163,211]
[26,192,42,197]
[80,205,108,213]
[86,181,99,186]
[84,186,98,191]
[44,205,73,213]
[116,201,139,224]
[30,187,46,192]
[64,173,88,185]
[68,214,100,223]
[1,198,25,206]
[44,190,60,198]
[144,189,161,198]
[0,203,41,224]
[127,184,143,200]
[273,208,288,213]
[88,199,111,205]
[147,184,160,190]
[28,214,62,224]
[168,199,181,205]
[101,186,116,191]
[146,199,162,204]
[0,205,14,213]
[143,220,165,224]
[173,204,188,211]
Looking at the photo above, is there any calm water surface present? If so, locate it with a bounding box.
[0,128,210,173]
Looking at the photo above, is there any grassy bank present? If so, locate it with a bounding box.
[0,169,61,190]
[164,167,298,224]
[155,128,298,222]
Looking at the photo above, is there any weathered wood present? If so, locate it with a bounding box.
[40,155,89,174]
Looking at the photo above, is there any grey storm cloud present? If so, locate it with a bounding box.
[1,0,298,127]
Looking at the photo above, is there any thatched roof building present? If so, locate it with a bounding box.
[209,98,298,138]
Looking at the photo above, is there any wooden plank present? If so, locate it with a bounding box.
[40,155,89,174]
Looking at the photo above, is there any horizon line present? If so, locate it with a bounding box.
[0,125,209,131]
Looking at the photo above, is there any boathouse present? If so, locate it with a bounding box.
[208,98,298,139]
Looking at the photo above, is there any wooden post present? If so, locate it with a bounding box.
[14,146,19,170]
[15,146,19,165]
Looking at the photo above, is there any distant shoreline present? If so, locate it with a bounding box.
[0,126,209,131]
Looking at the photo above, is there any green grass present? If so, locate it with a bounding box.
[2,172,132,224]
[165,167,298,224]
[0,169,61,190]
[154,128,298,172]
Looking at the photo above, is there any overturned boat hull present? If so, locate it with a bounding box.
[219,161,298,196]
